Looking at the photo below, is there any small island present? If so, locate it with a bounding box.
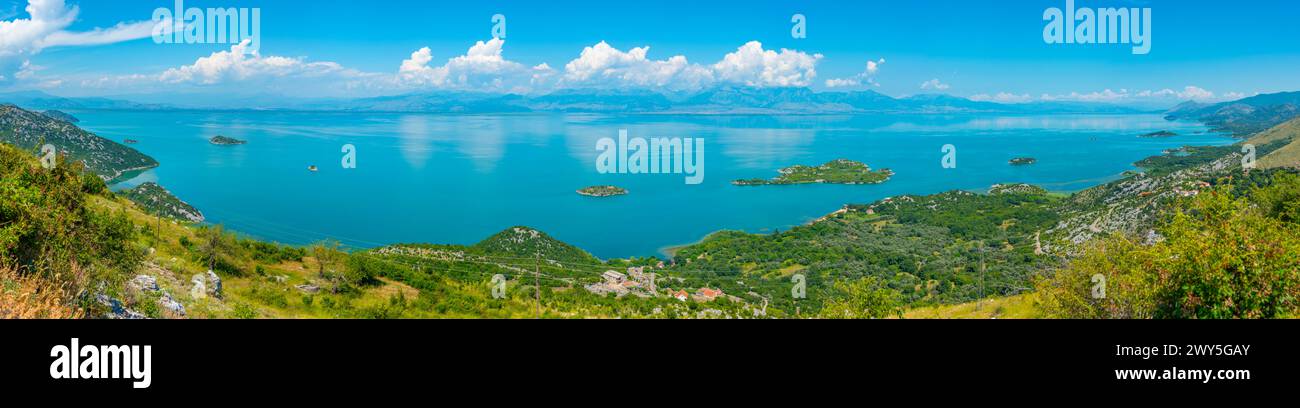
[733,159,893,186]
[577,185,628,197]
[1139,130,1179,138]
[209,135,247,145]
[1009,157,1038,166]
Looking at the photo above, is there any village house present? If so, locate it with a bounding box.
[693,287,724,302]
[602,270,627,285]
[667,289,689,302]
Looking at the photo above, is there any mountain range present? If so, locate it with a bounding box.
[1,87,1151,115]
[1163,91,1300,136]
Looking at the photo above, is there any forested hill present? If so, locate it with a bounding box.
[0,104,157,181]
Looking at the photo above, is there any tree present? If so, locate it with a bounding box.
[817,277,904,319]
[196,224,237,274]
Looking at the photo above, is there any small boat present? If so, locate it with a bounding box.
[308,165,319,172]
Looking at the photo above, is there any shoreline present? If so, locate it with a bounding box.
[67,110,1232,261]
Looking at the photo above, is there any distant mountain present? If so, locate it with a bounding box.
[1164,91,1300,136]
[529,88,673,112]
[2,87,1153,115]
[0,90,169,111]
[318,92,531,113]
[0,104,157,181]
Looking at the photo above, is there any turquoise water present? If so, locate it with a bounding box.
[72,111,1232,259]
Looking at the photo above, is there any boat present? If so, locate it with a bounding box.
[308,165,319,172]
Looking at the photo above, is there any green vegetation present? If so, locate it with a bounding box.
[1038,176,1300,318]
[733,159,893,186]
[816,277,904,319]
[209,135,246,145]
[1008,157,1037,166]
[902,294,1040,319]
[576,185,627,197]
[4,100,1300,320]
[1249,117,1300,170]
[667,187,1063,315]
[119,182,204,223]
[0,104,157,181]
[0,143,141,317]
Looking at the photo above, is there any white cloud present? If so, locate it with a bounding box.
[969,92,1033,103]
[1221,91,1248,100]
[0,0,154,81]
[712,41,822,87]
[825,58,885,88]
[561,41,712,90]
[160,40,352,85]
[920,78,950,91]
[1040,89,1129,102]
[1175,85,1213,100]
[397,38,543,93]
[1041,86,1223,103]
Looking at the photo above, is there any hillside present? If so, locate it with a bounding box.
[471,227,601,265]
[119,182,205,223]
[5,105,1300,319]
[1165,91,1300,136]
[1247,117,1300,169]
[0,104,157,181]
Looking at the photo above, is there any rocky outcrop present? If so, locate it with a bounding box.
[190,270,223,300]
[125,273,187,318]
[96,293,147,320]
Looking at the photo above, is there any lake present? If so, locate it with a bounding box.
[73,110,1233,259]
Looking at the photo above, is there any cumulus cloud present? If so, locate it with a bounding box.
[712,41,822,88]
[0,0,154,81]
[160,40,352,85]
[560,41,712,90]
[397,38,544,93]
[920,78,950,91]
[388,39,826,93]
[825,58,885,88]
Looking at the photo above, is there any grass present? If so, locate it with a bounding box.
[1249,117,1300,170]
[901,294,1041,319]
[84,194,463,318]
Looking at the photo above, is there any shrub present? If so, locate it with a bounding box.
[1038,183,1300,319]
[0,144,140,305]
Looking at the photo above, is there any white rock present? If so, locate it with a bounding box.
[129,275,159,292]
[190,274,207,300]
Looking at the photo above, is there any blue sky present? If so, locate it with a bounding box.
[2,0,1298,104]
